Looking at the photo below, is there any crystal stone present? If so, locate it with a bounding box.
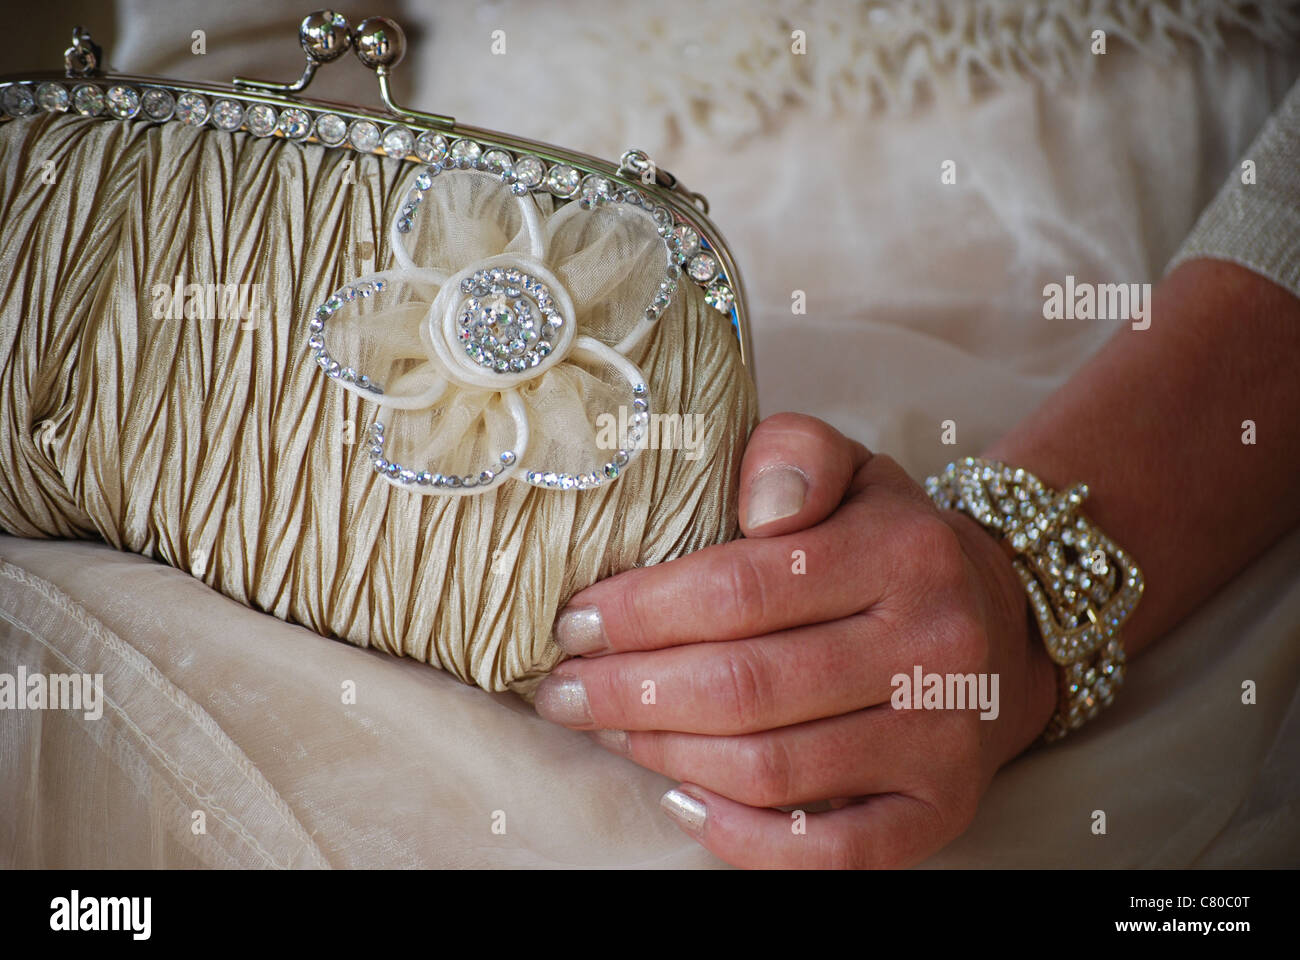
[512,155,544,187]
[210,98,244,131]
[245,104,278,137]
[1,84,35,117]
[140,88,174,120]
[71,84,104,117]
[482,149,513,174]
[580,175,614,201]
[36,82,69,113]
[545,165,581,197]
[382,124,414,158]
[415,131,448,163]
[348,120,380,152]
[104,85,140,120]
[315,113,347,146]
[687,252,718,282]
[673,225,701,257]
[175,92,209,126]
[450,139,482,164]
[278,108,311,139]
[704,283,735,313]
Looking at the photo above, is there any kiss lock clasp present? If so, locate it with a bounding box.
[234,10,453,128]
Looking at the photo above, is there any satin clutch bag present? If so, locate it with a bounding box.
[0,13,758,695]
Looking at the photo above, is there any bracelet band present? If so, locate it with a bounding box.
[924,457,1144,742]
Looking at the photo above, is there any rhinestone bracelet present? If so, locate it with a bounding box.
[925,457,1145,742]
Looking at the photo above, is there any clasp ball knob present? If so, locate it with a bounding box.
[299,10,352,62]
[352,16,406,70]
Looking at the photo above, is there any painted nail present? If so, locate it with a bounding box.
[534,674,591,725]
[589,728,629,756]
[660,788,707,836]
[554,605,607,655]
[746,465,807,529]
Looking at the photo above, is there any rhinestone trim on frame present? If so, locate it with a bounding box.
[0,78,740,323]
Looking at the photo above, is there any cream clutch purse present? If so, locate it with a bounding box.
[0,13,757,696]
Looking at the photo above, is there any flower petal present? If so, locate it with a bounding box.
[544,198,671,348]
[393,166,554,275]
[310,268,452,408]
[368,387,529,498]
[511,335,651,491]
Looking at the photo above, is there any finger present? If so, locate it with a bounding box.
[659,783,949,869]
[595,705,926,807]
[549,487,924,658]
[543,609,949,733]
[738,413,870,537]
[848,450,934,507]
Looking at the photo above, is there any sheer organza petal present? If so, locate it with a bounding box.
[543,199,668,347]
[374,384,528,496]
[318,268,449,409]
[511,336,648,480]
[394,167,553,275]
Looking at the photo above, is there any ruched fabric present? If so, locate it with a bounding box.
[0,112,757,695]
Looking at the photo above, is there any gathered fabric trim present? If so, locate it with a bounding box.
[601,0,1300,142]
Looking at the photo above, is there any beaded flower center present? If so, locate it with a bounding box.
[456,267,562,374]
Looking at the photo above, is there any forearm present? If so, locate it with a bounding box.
[984,257,1300,657]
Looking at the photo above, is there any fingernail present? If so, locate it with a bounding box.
[554,605,607,655]
[534,674,591,725]
[589,728,629,756]
[660,788,707,836]
[746,465,807,529]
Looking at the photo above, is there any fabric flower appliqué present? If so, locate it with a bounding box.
[306,159,691,496]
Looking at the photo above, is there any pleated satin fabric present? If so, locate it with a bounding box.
[0,112,757,695]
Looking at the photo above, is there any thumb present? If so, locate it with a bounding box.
[739,412,870,538]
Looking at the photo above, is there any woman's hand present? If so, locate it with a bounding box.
[533,413,1059,868]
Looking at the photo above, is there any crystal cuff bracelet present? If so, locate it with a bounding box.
[925,457,1145,742]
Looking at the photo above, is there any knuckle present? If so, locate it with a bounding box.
[922,736,984,834]
[864,453,914,493]
[732,736,794,806]
[868,452,904,477]
[890,515,965,593]
[940,775,983,835]
[941,610,989,674]
[918,518,968,583]
[711,646,770,733]
[617,573,663,650]
[717,550,768,631]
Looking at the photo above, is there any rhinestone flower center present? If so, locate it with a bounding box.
[456,267,562,374]
[428,255,577,390]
